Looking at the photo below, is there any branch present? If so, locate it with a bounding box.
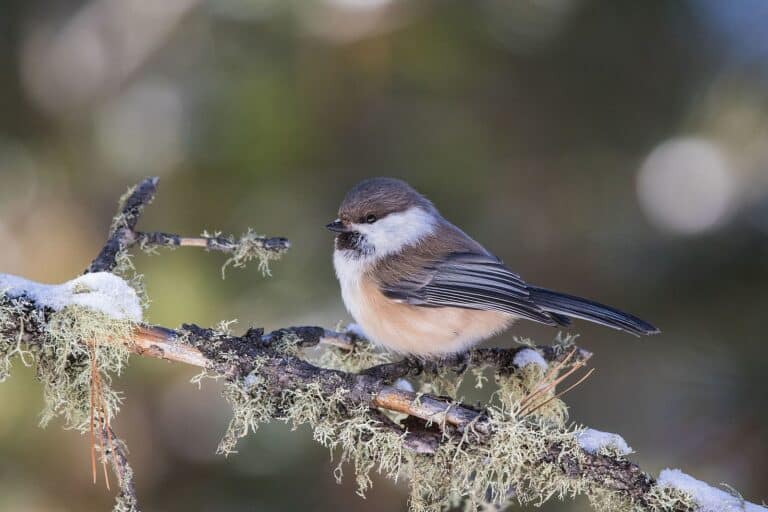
[87,177,290,275]
[134,231,289,255]
[127,324,670,506]
[99,426,138,512]
[1,177,764,512]
[88,177,160,274]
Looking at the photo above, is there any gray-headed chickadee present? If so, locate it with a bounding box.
[328,178,658,356]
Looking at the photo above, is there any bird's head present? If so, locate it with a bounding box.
[327,177,438,259]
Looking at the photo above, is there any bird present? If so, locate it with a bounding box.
[327,177,659,356]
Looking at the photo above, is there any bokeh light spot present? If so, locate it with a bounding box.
[637,137,736,235]
[324,0,393,10]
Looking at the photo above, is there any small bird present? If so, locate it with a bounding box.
[327,178,659,356]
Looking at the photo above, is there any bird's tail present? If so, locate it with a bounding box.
[529,287,660,336]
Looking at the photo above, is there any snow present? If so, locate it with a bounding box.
[513,348,548,370]
[658,469,767,512]
[394,378,414,393]
[345,322,367,339]
[0,272,143,321]
[576,428,633,456]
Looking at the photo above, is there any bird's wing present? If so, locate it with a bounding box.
[379,252,561,326]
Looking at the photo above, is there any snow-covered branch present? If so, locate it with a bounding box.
[0,178,764,512]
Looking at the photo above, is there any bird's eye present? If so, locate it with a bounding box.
[365,214,377,224]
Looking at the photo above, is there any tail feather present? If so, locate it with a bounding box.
[529,287,660,336]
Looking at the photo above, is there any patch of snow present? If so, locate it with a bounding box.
[394,378,414,393]
[576,428,633,456]
[0,272,142,321]
[243,373,259,390]
[513,348,548,370]
[658,469,767,512]
[345,322,367,339]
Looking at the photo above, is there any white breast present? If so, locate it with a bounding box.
[333,249,374,325]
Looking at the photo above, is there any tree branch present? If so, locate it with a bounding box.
[1,177,764,512]
[99,426,138,512]
[86,176,290,276]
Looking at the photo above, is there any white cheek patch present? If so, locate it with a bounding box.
[352,207,436,257]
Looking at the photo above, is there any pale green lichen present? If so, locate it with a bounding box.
[408,411,581,511]
[217,356,275,454]
[0,283,138,512]
[215,228,287,279]
[417,366,467,398]
[220,355,700,512]
[588,485,696,512]
[37,306,134,432]
[312,338,393,374]
[109,184,139,233]
[113,491,138,512]
[0,278,708,512]
[0,296,134,432]
[112,251,148,308]
[218,341,680,512]
[496,362,569,424]
[0,298,37,382]
[220,368,408,497]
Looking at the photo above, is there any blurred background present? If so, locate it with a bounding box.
[1,0,767,510]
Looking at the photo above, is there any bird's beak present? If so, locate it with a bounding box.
[325,219,350,233]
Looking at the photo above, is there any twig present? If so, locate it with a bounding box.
[87,178,160,273]
[98,426,138,512]
[134,231,290,255]
[86,177,289,275]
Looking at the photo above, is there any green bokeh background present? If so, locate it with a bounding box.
[1,1,767,510]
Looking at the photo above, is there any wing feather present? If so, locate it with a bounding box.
[380,252,560,326]
[377,248,658,336]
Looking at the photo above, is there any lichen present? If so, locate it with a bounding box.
[495,362,569,425]
[37,306,134,432]
[217,356,275,454]
[109,184,140,233]
[219,366,409,497]
[112,250,148,310]
[218,228,288,278]
[113,491,139,512]
[0,279,714,512]
[404,409,581,512]
[0,294,134,433]
[216,339,674,512]
[588,486,697,512]
[313,338,393,374]
[642,484,698,512]
[0,297,37,382]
